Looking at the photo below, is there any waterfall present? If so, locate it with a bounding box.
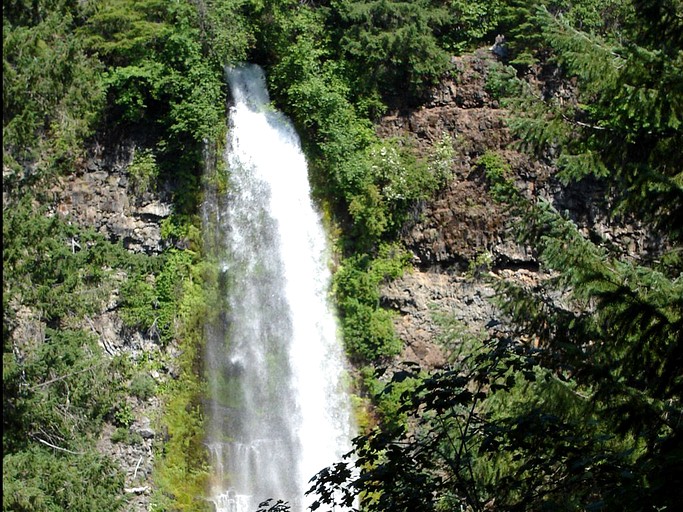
[203,64,354,512]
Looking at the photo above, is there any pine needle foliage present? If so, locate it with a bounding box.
[3,7,105,188]
[2,197,139,511]
[328,0,453,106]
[486,2,683,506]
[509,3,683,240]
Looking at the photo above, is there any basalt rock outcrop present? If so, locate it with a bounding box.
[50,140,173,254]
[378,49,546,272]
[378,48,660,368]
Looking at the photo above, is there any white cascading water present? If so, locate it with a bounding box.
[203,64,354,512]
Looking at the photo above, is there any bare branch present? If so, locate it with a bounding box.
[31,362,105,390]
[33,435,85,455]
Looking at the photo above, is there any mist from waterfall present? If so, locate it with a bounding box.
[202,64,354,512]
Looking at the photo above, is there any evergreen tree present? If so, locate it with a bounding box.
[327,0,453,107]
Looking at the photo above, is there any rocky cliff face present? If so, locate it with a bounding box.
[51,140,172,255]
[48,140,176,511]
[378,48,661,369]
[379,50,542,271]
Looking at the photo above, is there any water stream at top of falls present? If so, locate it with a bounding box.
[202,64,354,512]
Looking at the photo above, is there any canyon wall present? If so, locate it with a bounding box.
[9,48,660,511]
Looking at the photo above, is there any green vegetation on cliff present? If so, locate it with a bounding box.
[3,198,136,510]
[3,1,242,510]
[4,0,681,511]
[308,1,683,511]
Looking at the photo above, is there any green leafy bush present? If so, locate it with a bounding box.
[477,150,515,201]
[329,0,453,105]
[3,448,125,512]
[112,402,135,428]
[119,275,158,332]
[130,373,156,401]
[334,244,409,362]
[485,61,521,100]
[151,252,211,512]
[128,148,159,195]
[441,0,505,53]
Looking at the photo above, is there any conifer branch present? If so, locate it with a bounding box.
[540,5,624,64]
